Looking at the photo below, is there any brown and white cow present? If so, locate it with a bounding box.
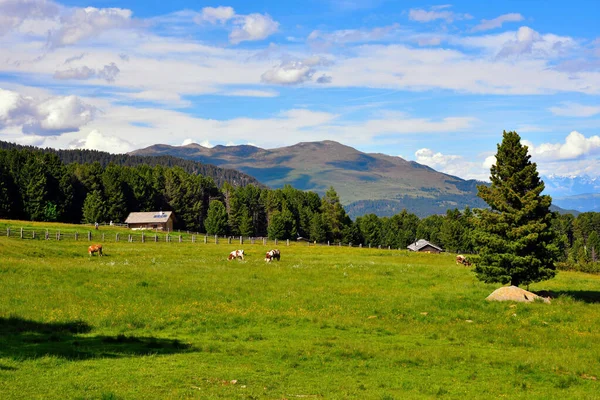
[228,249,244,260]
[88,244,103,256]
[456,254,471,266]
[265,249,280,262]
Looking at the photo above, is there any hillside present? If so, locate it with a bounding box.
[553,193,600,213]
[131,140,489,217]
[0,140,263,189]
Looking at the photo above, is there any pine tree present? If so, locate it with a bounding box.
[204,200,228,235]
[474,131,560,287]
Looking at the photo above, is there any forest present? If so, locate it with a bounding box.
[0,145,598,271]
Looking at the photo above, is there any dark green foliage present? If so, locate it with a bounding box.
[82,190,106,224]
[474,131,560,287]
[204,200,228,235]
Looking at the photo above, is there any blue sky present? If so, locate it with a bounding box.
[1,0,599,181]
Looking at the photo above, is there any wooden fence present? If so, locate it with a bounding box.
[3,227,398,250]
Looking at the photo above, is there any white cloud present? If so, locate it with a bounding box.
[549,102,600,117]
[49,7,136,47]
[0,88,95,135]
[523,131,600,161]
[472,13,524,32]
[414,148,490,180]
[195,6,235,24]
[408,6,472,23]
[0,0,60,36]
[53,66,96,80]
[225,89,279,97]
[182,139,214,147]
[229,13,279,44]
[69,129,133,153]
[53,63,120,82]
[261,61,315,85]
[307,24,399,45]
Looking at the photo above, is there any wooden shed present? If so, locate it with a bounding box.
[125,211,175,231]
[407,239,443,254]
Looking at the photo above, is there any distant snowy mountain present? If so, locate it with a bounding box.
[542,175,600,197]
[542,175,600,212]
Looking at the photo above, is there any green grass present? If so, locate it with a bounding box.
[1,221,599,399]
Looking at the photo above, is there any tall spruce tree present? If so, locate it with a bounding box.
[474,131,560,287]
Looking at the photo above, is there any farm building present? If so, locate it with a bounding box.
[125,211,175,231]
[407,239,443,253]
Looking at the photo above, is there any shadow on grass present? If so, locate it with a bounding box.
[0,316,195,361]
[536,290,600,304]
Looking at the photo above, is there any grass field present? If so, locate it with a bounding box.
[0,220,599,399]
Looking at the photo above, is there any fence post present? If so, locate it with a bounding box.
[102,233,105,241]
[166,234,169,243]
[327,241,330,246]
[20,228,23,239]
[128,234,132,242]
[74,232,78,241]
[88,231,91,241]
[155,234,158,242]
[359,244,362,248]
[32,231,35,239]
[228,237,232,244]
[388,246,391,250]
[378,245,381,249]
[214,235,218,244]
[251,237,255,245]
[369,243,371,248]
[45,229,49,240]
[263,238,266,246]
[240,236,243,245]
[286,239,289,246]
[7,228,9,237]
[349,242,352,247]
[57,230,60,240]
[142,232,145,243]
[192,235,195,243]
[204,235,207,244]
[339,242,341,247]
[275,238,278,246]
[179,235,182,243]
[116,233,120,242]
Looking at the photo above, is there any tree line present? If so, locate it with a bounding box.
[0,144,598,273]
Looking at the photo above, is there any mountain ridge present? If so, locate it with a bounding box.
[130,140,490,218]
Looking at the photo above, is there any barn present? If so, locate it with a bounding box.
[125,211,175,231]
[407,239,443,254]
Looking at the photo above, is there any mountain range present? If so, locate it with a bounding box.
[130,140,490,218]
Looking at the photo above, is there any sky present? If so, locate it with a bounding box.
[1,0,599,181]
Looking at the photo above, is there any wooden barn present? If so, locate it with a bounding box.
[407,239,443,254]
[125,211,175,231]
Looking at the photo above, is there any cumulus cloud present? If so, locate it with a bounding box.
[69,129,133,153]
[472,13,524,32]
[53,66,96,80]
[523,131,600,161]
[49,7,135,47]
[261,61,315,85]
[194,6,235,24]
[414,148,490,180]
[549,102,600,117]
[491,26,576,59]
[229,13,279,44]
[316,75,332,84]
[0,88,95,135]
[0,0,60,36]
[408,6,472,23]
[53,63,120,82]
[182,138,214,147]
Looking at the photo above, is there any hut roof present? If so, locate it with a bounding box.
[407,239,443,252]
[125,211,173,224]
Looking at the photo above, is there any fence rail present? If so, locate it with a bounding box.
[3,227,400,250]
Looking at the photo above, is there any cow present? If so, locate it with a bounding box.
[228,249,244,260]
[88,244,103,257]
[265,249,280,262]
[456,254,471,266]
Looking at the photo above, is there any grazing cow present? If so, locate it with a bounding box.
[228,249,244,260]
[456,254,471,266]
[265,249,280,262]
[88,244,103,257]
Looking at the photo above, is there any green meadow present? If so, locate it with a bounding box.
[0,221,599,399]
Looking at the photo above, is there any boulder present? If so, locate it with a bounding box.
[486,286,551,303]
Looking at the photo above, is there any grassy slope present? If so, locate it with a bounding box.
[0,221,599,399]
